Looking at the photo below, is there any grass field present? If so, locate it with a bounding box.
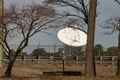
[0,60,120,80]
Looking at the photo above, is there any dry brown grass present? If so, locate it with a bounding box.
[1,76,120,80]
[0,60,120,80]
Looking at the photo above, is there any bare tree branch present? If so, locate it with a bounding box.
[115,0,120,5]
[102,16,120,35]
[2,3,57,77]
[44,0,89,25]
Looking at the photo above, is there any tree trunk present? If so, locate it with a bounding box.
[0,0,3,67]
[85,0,97,77]
[3,51,17,78]
[3,58,15,78]
[116,32,120,76]
[116,51,120,75]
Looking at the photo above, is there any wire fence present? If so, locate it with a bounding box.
[2,56,117,77]
[1,45,118,77]
[2,55,118,65]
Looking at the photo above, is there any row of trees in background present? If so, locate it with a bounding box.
[31,48,61,56]
[30,46,84,57]
[3,44,117,57]
[94,44,117,56]
[29,44,118,57]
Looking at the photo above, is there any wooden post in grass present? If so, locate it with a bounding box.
[76,55,79,65]
[62,55,65,75]
[112,56,115,65]
[37,56,41,64]
[31,60,34,77]
[100,56,103,65]
[50,55,54,65]
[22,55,26,65]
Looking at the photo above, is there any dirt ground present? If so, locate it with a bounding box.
[0,60,120,80]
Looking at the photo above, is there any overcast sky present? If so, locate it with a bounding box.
[3,0,120,48]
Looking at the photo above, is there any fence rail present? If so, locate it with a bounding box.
[2,55,118,65]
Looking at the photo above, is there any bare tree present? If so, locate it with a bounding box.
[102,16,120,75]
[1,3,56,77]
[101,0,120,76]
[44,0,89,26]
[44,0,97,77]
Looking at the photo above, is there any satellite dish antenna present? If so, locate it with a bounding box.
[57,27,87,47]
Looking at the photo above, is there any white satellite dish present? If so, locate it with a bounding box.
[57,27,87,47]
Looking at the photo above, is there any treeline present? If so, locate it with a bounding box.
[30,48,61,56]
[30,45,87,57]
[94,44,117,56]
[3,44,117,57]
[30,44,118,57]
